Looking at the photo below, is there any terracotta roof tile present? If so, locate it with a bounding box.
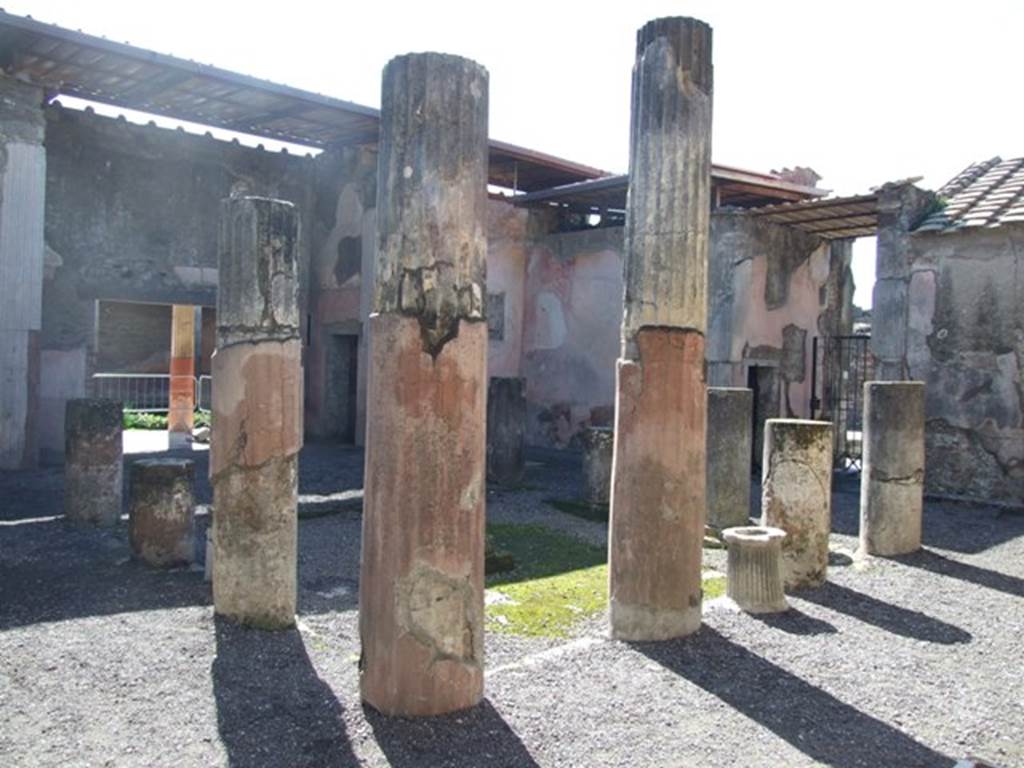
[916,156,1024,231]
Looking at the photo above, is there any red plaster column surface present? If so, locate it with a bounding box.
[360,314,486,715]
[359,51,489,716]
[608,17,713,641]
[168,305,195,439]
[211,197,302,631]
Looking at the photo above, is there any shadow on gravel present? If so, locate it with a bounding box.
[751,607,837,636]
[212,618,356,768]
[365,698,541,767]
[635,627,957,768]
[890,548,1024,599]
[0,520,208,630]
[796,582,972,645]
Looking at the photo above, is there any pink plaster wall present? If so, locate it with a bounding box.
[486,201,528,379]
[520,228,624,447]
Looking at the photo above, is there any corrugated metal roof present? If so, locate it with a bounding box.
[916,157,1024,232]
[743,193,880,239]
[513,166,828,214]
[0,10,608,192]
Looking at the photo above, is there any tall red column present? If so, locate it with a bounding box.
[168,304,195,447]
[359,53,489,716]
[608,17,714,641]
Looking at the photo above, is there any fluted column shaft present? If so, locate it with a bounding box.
[609,17,713,641]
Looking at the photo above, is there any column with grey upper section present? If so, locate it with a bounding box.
[0,76,46,468]
[871,183,936,381]
[860,381,925,555]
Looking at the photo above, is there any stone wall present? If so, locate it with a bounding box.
[520,226,623,447]
[906,224,1023,506]
[708,211,838,419]
[513,212,847,449]
[39,105,316,459]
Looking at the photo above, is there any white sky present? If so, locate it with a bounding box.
[12,0,1024,307]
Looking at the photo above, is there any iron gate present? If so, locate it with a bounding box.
[810,335,872,470]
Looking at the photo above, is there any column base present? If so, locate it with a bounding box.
[609,600,701,642]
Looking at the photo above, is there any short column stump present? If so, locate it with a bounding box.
[128,458,196,567]
[722,526,789,614]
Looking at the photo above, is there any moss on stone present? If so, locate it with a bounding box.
[484,523,726,638]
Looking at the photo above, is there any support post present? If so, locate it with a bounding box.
[707,387,753,530]
[608,17,714,641]
[211,197,302,630]
[0,76,46,469]
[64,398,123,525]
[359,53,489,716]
[129,458,195,567]
[168,304,196,447]
[859,382,925,555]
[760,419,833,589]
[487,377,526,486]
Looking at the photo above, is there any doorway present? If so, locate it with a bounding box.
[325,334,359,443]
[747,364,780,472]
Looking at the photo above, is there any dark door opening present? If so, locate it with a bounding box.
[325,334,359,444]
[747,365,780,472]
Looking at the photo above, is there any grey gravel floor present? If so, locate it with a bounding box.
[1,441,1022,767]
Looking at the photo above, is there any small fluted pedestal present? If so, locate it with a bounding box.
[722,526,789,614]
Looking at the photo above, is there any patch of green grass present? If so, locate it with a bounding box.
[485,523,606,639]
[122,410,210,430]
[484,523,728,639]
[123,412,168,430]
[703,575,727,601]
[545,497,609,523]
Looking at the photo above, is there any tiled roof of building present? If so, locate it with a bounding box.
[916,157,1024,232]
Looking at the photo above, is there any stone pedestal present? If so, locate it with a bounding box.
[359,52,488,716]
[608,17,713,642]
[707,387,753,530]
[211,196,302,631]
[760,419,833,589]
[860,381,925,556]
[487,377,526,486]
[0,76,46,469]
[129,458,195,567]
[722,526,788,613]
[64,398,123,525]
[581,427,614,507]
[168,305,196,448]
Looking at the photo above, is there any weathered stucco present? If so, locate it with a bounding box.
[708,211,836,419]
[904,224,1023,506]
[39,104,315,458]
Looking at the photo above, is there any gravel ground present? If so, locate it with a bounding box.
[1,440,1022,767]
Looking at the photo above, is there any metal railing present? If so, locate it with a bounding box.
[91,373,172,412]
[811,335,873,471]
[90,373,214,414]
[196,375,212,413]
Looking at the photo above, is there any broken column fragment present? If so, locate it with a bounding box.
[359,53,489,716]
[487,377,526,486]
[582,427,614,508]
[722,525,788,614]
[760,419,833,589]
[707,387,753,530]
[64,398,123,525]
[860,381,925,556]
[608,17,714,642]
[211,196,302,630]
[129,458,195,567]
[168,305,196,448]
